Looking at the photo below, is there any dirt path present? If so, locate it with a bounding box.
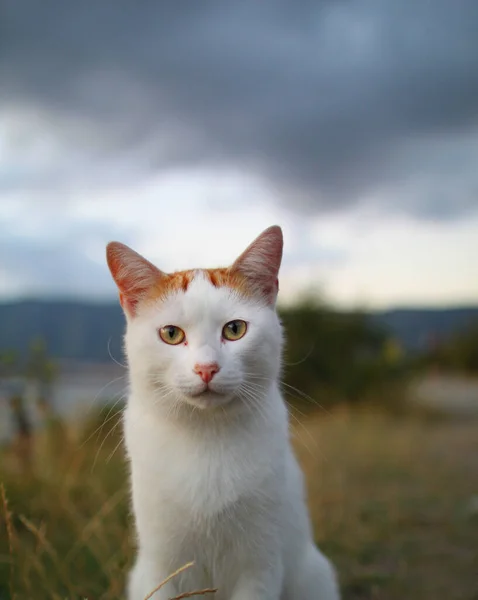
[411,374,478,416]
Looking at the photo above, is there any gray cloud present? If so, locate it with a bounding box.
[2,0,478,217]
[0,218,134,298]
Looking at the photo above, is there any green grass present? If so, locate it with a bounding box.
[1,405,477,599]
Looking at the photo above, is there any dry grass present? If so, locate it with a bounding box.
[1,404,477,600]
[143,562,216,600]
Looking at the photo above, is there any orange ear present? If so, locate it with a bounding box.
[231,225,283,304]
[106,242,164,316]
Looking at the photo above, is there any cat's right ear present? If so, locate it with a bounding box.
[106,242,164,317]
[231,225,283,305]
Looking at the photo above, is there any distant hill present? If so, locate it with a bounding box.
[0,300,125,363]
[0,299,477,363]
[370,307,478,352]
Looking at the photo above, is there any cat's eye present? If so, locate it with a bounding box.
[222,320,247,341]
[159,325,186,345]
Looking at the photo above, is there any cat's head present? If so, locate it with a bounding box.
[106,226,283,413]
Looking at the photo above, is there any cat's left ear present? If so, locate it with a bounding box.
[106,242,164,317]
[231,225,283,305]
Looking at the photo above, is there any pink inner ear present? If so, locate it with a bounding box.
[232,225,283,303]
[106,242,163,317]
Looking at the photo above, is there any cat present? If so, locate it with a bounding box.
[106,225,340,600]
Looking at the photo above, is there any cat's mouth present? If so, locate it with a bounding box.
[185,386,232,408]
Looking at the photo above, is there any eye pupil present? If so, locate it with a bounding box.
[230,323,238,334]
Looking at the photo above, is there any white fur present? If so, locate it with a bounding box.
[122,272,340,599]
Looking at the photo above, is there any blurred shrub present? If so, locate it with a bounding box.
[279,299,409,410]
[422,319,478,375]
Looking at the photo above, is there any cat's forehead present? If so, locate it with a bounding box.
[154,267,250,298]
[143,269,256,322]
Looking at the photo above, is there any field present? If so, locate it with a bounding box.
[1,402,477,600]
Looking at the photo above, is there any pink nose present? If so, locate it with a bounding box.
[193,362,220,384]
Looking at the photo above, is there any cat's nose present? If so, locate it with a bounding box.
[193,362,220,384]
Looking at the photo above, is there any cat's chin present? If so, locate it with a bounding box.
[182,389,234,410]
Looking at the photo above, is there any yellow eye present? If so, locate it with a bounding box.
[159,325,186,345]
[222,320,247,341]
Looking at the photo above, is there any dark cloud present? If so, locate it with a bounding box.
[2,0,478,217]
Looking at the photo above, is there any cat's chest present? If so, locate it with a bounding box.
[125,412,274,516]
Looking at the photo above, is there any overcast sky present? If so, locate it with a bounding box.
[1,0,478,308]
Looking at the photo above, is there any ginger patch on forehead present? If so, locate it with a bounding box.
[144,267,252,303]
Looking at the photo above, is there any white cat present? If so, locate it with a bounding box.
[106,225,340,600]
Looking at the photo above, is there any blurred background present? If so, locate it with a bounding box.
[1,2,477,599]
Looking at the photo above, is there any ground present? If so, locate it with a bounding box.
[294,406,478,600]
[0,400,477,600]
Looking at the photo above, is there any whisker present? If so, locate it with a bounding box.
[107,337,127,369]
[280,381,331,415]
[238,384,270,424]
[240,371,331,417]
[80,396,126,449]
[91,416,123,473]
[287,408,317,458]
[86,374,127,415]
[282,342,316,367]
[106,435,125,464]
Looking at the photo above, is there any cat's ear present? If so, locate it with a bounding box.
[231,225,283,304]
[106,242,164,317]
